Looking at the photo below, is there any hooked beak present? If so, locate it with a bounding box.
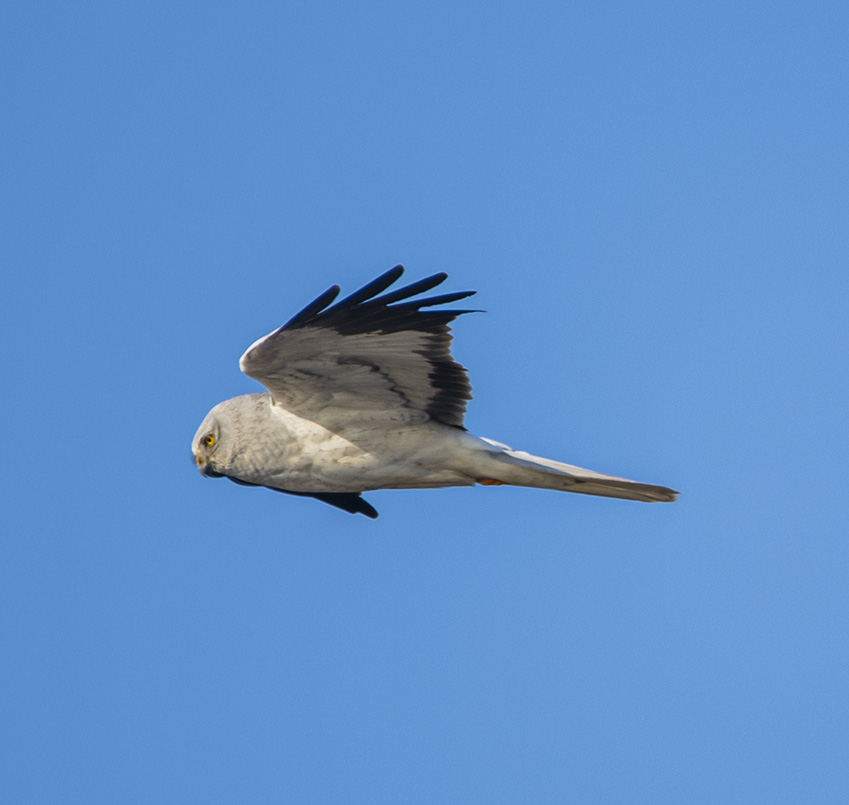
[195,454,225,478]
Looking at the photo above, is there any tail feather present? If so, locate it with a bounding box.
[478,441,678,503]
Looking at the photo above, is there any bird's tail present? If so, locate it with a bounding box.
[472,438,678,503]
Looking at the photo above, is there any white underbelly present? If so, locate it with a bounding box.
[261,409,478,492]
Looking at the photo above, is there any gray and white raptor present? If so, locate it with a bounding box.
[192,266,678,517]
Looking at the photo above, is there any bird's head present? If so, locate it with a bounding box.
[191,393,271,480]
[191,400,241,479]
[192,409,225,478]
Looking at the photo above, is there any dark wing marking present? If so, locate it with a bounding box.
[226,476,378,518]
[277,490,379,518]
[240,266,478,429]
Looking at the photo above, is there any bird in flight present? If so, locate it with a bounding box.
[192,266,678,517]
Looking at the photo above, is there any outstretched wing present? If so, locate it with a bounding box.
[239,266,478,430]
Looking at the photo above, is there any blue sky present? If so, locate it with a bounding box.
[3,2,848,802]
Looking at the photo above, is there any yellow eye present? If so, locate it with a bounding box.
[203,434,215,446]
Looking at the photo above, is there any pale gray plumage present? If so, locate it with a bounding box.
[192,265,678,517]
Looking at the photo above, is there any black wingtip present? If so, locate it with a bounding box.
[282,267,476,333]
[365,272,451,307]
[308,491,379,518]
[360,502,379,519]
[232,480,381,518]
[328,266,406,310]
[283,284,342,328]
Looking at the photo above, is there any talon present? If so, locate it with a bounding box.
[478,478,505,486]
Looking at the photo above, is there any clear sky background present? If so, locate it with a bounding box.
[3,2,848,802]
